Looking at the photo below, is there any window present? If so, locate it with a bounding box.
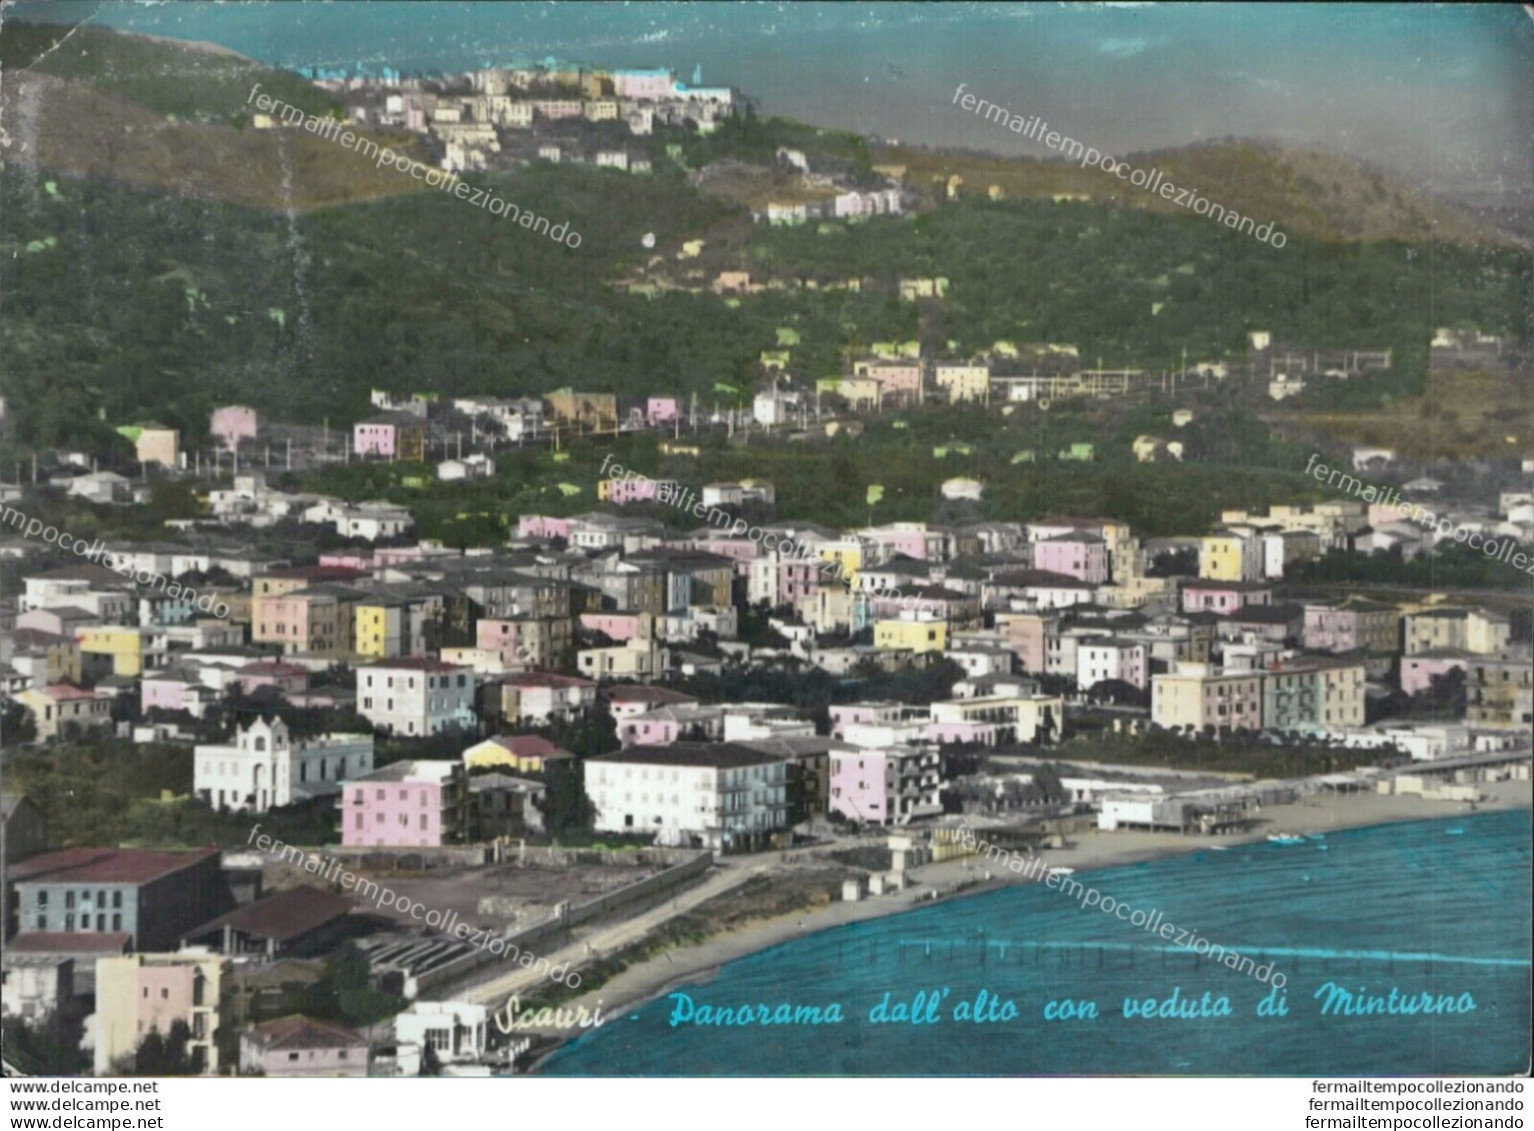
[420,815,427,830]
[37,892,47,907]
[112,914,121,931]
[65,891,74,909]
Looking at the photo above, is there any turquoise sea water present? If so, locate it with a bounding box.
[542,809,1531,1075]
[15,1,1533,185]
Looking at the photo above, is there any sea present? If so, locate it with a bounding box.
[541,808,1531,1075]
[15,0,1532,188]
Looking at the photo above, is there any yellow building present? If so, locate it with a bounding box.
[76,626,145,677]
[135,426,180,468]
[817,539,866,585]
[1198,534,1259,582]
[929,694,1065,743]
[17,684,113,741]
[873,619,948,654]
[462,734,570,774]
[932,364,990,404]
[1151,663,1263,734]
[355,601,403,660]
[93,953,230,1076]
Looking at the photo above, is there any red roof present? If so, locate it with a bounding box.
[269,565,366,583]
[9,846,221,886]
[35,684,101,702]
[185,887,353,943]
[6,932,132,954]
[484,735,561,756]
[246,1014,366,1052]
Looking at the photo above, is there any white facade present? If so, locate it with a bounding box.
[357,661,477,736]
[587,747,788,849]
[195,717,374,813]
[394,1002,489,1064]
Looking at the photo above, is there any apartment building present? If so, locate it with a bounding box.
[829,746,942,826]
[93,952,230,1076]
[1151,663,1263,734]
[339,761,469,848]
[1403,608,1511,657]
[586,743,788,851]
[356,658,476,736]
[1261,658,1367,733]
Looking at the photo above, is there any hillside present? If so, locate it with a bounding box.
[0,23,1528,459]
[875,139,1517,250]
[0,22,336,123]
[1,71,438,211]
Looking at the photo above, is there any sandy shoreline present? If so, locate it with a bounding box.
[524,781,1531,1072]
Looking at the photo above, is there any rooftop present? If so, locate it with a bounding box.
[186,887,353,944]
[590,742,787,770]
[9,846,221,886]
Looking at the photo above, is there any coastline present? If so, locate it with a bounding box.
[525,780,1532,1072]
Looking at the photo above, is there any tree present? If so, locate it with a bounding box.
[126,1020,195,1076]
[540,757,596,839]
[1,699,37,745]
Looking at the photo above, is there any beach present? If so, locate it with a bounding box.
[513,778,1531,1070]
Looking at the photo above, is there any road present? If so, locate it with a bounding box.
[453,856,763,1008]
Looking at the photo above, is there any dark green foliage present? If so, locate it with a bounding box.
[125,1020,195,1076]
[0,738,337,849]
[1291,544,1534,591]
[1,1012,89,1076]
[302,945,406,1028]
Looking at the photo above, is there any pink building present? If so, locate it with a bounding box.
[476,618,544,664]
[517,515,572,540]
[1400,650,1472,696]
[994,612,1057,674]
[615,704,723,747]
[239,1015,367,1077]
[340,760,466,848]
[647,397,680,425]
[829,746,942,825]
[1033,534,1109,584]
[863,525,943,560]
[1181,581,1274,614]
[678,536,759,573]
[769,557,821,605]
[141,671,201,715]
[612,69,676,99]
[606,685,699,719]
[210,406,258,450]
[352,413,423,459]
[579,612,650,642]
[854,362,922,405]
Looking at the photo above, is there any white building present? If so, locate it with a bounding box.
[438,454,495,481]
[1076,638,1148,691]
[585,742,788,851]
[393,1001,489,1065]
[194,717,374,813]
[356,659,477,736]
